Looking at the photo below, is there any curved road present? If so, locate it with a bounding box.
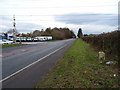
[1,39,75,88]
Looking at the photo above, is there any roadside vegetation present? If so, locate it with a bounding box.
[82,30,119,62]
[36,39,118,88]
[0,43,23,48]
[16,27,76,40]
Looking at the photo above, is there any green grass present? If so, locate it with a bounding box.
[0,43,24,48]
[36,39,118,88]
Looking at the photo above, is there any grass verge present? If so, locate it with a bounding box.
[36,39,118,88]
[0,43,24,48]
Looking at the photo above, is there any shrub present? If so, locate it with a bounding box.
[82,30,119,61]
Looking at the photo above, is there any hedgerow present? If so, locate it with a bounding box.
[82,30,119,61]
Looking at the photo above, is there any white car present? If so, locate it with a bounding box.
[2,39,13,44]
[0,40,4,45]
[0,39,9,45]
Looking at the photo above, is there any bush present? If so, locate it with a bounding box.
[82,30,119,61]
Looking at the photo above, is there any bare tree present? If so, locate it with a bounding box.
[7,29,19,34]
[32,30,41,37]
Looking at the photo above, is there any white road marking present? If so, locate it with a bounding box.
[0,44,67,83]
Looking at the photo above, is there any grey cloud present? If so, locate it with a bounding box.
[0,16,12,21]
[0,15,43,33]
[16,23,43,32]
[55,13,118,26]
[1,21,42,33]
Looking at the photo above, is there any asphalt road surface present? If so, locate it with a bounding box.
[1,39,75,88]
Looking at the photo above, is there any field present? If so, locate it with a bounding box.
[36,39,118,88]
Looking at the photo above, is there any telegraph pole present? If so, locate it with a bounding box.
[13,15,16,43]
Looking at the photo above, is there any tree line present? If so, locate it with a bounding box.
[16,27,76,40]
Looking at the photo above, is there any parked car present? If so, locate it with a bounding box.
[0,40,4,45]
[1,39,13,44]
[0,40,7,45]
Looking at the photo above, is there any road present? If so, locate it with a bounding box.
[1,39,75,88]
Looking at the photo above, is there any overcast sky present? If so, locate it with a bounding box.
[0,0,118,35]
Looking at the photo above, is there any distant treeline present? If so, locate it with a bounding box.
[82,30,120,61]
[17,27,76,40]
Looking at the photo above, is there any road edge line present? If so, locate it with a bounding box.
[0,44,67,83]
